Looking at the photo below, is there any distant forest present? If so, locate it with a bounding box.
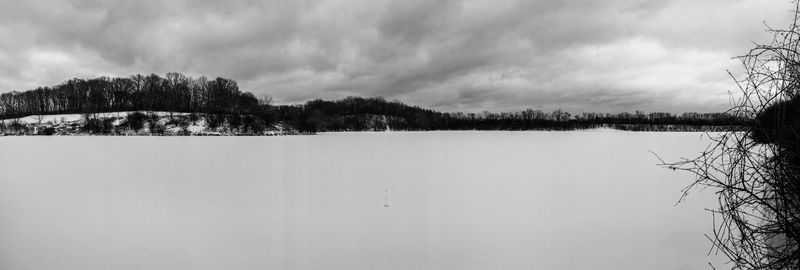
[0,73,270,117]
[0,73,750,132]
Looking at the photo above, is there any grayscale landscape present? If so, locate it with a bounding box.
[1,132,726,270]
[2,1,799,270]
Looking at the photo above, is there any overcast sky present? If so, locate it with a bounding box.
[0,0,793,113]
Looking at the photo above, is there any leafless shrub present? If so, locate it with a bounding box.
[660,3,800,269]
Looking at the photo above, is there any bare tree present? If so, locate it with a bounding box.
[34,114,45,125]
[661,2,800,269]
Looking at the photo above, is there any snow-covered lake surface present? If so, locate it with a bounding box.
[0,131,729,270]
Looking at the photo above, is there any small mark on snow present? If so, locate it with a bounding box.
[384,189,391,207]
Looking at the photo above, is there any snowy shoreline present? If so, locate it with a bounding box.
[0,112,299,136]
[0,112,740,136]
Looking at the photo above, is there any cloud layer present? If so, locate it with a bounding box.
[0,0,792,112]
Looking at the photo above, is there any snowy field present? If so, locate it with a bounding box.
[0,131,729,270]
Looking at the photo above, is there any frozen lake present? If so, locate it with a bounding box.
[0,131,728,270]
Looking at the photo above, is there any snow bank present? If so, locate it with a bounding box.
[7,111,193,124]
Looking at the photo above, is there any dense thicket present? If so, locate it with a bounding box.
[275,96,750,132]
[0,73,271,119]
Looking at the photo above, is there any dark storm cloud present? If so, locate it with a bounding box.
[0,0,792,112]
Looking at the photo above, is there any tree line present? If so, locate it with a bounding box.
[275,96,750,132]
[1,74,750,133]
[0,73,272,119]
